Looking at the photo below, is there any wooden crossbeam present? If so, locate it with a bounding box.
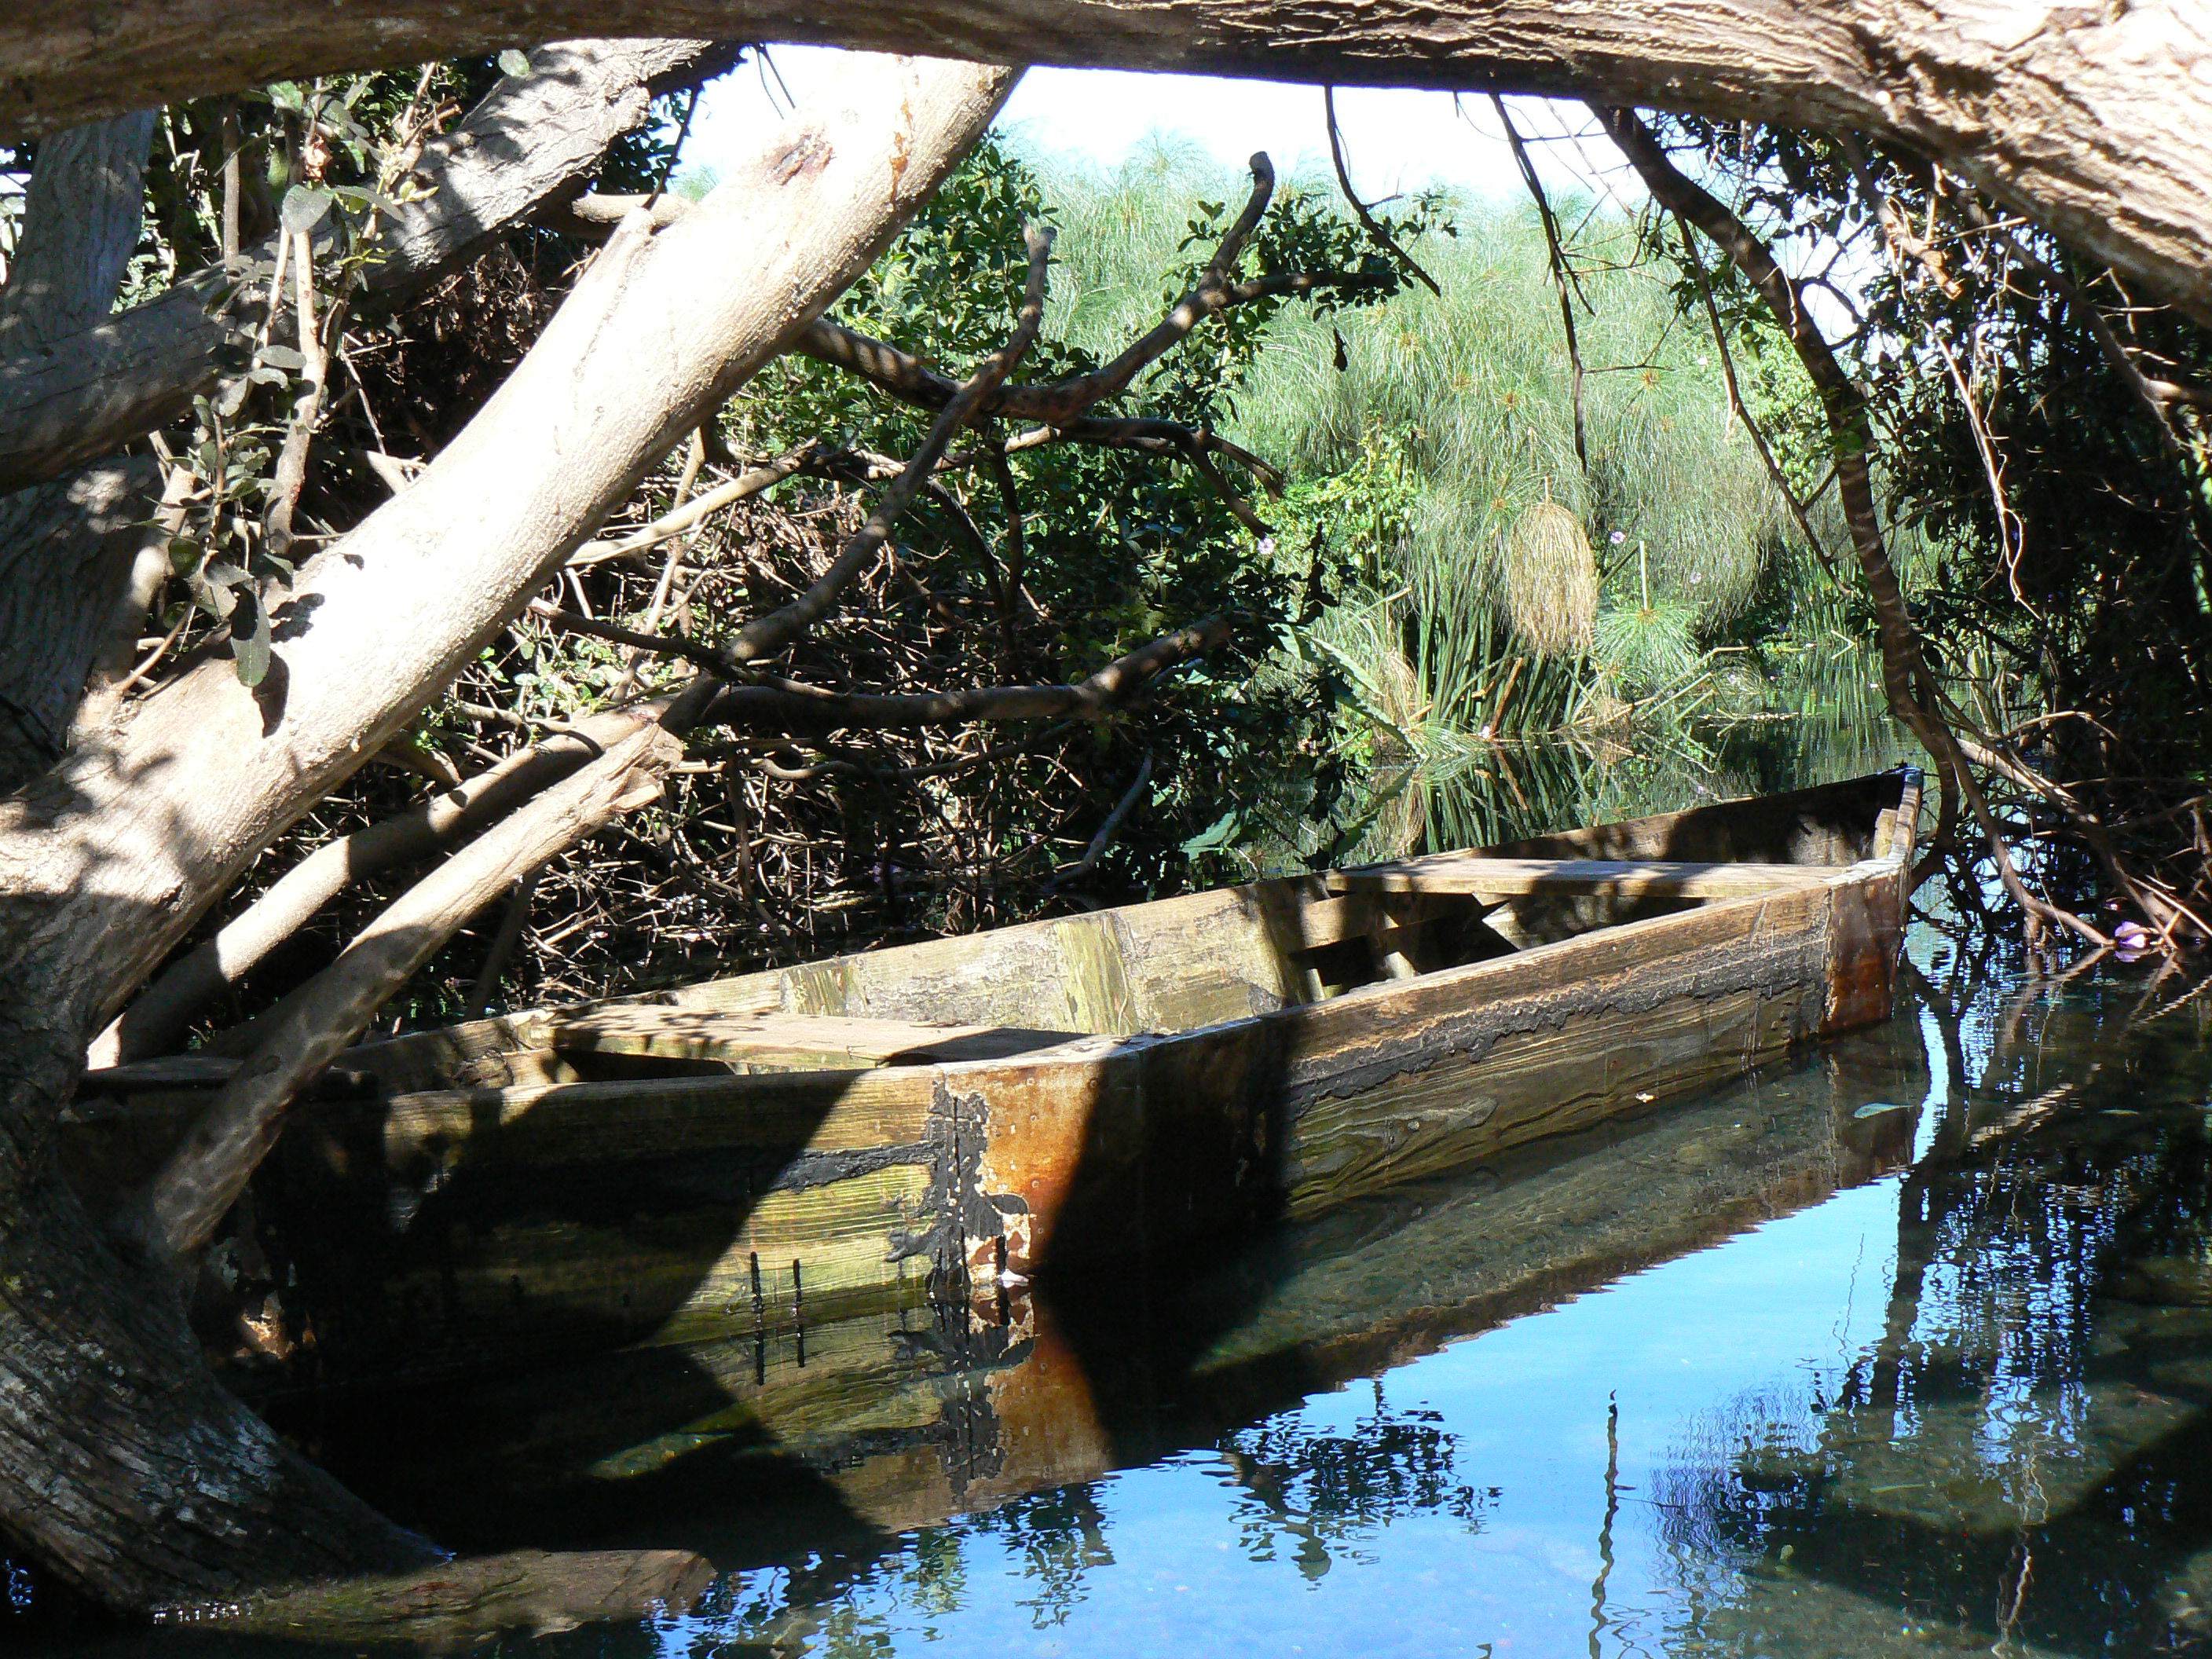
[1324,856,1840,900]
[522,1008,1079,1070]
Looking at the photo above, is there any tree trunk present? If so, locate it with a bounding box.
[0,53,1011,1611]
[1,2,2209,328]
[0,458,159,790]
[0,38,741,492]
[0,115,165,790]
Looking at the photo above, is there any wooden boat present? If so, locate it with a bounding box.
[71,767,1920,1391]
[282,1008,1931,1552]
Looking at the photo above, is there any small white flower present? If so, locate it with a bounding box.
[1258,535,1276,556]
[1608,529,1628,545]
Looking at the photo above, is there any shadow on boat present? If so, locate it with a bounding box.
[276,1006,1929,1581]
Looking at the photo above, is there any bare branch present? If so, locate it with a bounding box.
[1493,96,1588,470]
[1599,101,2109,948]
[567,442,827,567]
[122,718,683,1258]
[698,614,1232,736]
[722,223,1057,667]
[1323,87,1441,296]
[1051,750,1155,887]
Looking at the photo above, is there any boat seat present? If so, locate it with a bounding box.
[518,1008,1082,1071]
[1325,856,1841,901]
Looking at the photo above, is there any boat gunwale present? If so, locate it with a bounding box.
[906,849,1909,1085]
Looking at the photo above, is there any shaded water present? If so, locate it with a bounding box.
[31,690,2212,1658]
[60,924,2210,1659]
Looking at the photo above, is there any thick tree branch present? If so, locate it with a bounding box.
[0,51,1013,1082]
[0,112,158,346]
[5,2,2211,332]
[0,39,742,492]
[89,701,677,1064]
[122,718,681,1259]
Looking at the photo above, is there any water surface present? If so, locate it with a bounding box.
[163,926,2212,1659]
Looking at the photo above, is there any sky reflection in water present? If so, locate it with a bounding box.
[628,936,2212,1659]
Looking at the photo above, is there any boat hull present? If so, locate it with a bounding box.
[71,770,1920,1392]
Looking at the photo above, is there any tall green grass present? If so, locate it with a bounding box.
[1018,137,1922,855]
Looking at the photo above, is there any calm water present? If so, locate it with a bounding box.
[62,918,2209,1659]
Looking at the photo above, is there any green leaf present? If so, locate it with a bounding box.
[1180,809,1242,856]
[497,48,532,77]
[279,185,332,235]
[255,342,306,372]
[232,595,273,688]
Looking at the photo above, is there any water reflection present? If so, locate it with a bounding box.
[65,933,2212,1659]
[1649,954,2212,1657]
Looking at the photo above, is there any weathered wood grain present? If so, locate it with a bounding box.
[1327,855,1837,899]
[523,1008,1079,1069]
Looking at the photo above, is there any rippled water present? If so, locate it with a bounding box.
[71,924,2172,1659]
[24,893,2212,1656]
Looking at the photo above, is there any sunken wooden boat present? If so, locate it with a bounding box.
[73,766,1920,1390]
[287,1008,1932,1552]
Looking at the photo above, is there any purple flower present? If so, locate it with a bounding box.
[1608,530,1628,545]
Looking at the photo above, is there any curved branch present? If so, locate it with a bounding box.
[695,614,1233,736]
[1600,103,2108,949]
[1324,87,1440,296]
[721,222,1057,666]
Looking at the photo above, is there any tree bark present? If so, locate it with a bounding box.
[0,112,157,346]
[0,117,167,791]
[0,53,1011,1610]
[0,2,2208,328]
[0,459,159,791]
[92,703,674,1065]
[126,717,681,1259]
[0,38,740,493]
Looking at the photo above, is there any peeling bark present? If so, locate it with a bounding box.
[0,2,2209,328]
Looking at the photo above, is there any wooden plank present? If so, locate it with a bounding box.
[1326,855,1839,899]
[375,1066,940,1171]
[520,1008,1079,1069]
[1262,881,1838,1213]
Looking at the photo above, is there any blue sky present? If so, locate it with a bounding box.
[687,49,1631,206]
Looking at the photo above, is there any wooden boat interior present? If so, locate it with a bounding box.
[313,767,1918,1097]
